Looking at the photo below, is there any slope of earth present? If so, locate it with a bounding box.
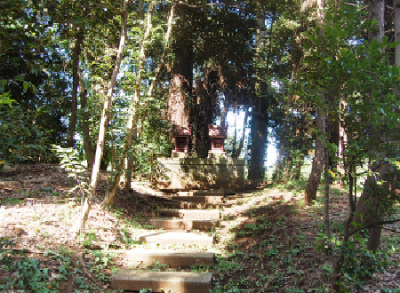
[0,164,399,292]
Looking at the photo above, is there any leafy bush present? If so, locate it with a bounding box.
[0,237,70,293]
[0,104,50,164]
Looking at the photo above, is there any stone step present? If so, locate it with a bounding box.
[139,231,215,246]
[125,249,215,268]
[157,209,221,220]
[163,200,230,209]
[177,190,225,197]
[170,196,224,204]
[150,218,219,231]
[111,270,212,293]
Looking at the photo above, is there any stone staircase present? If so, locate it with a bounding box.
[111,190,231,293]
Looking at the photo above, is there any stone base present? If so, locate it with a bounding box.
[155,157,245,190]
[171,151,189,158]
[207,151,227,159]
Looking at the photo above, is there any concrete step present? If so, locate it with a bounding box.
[177,190,225,197]
[111,270,212,293]
[170,196,224,204]
[139,231,215,246]
[125,249,215,268]
[163,200,230,209]
[157,209,221,220]
[150,218,219,231]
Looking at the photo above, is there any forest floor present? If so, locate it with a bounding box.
[0,164,399,293]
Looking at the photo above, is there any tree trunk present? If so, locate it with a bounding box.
[168,4,193,132]
[67,32,83,147]
[231,106,238,157]
[337,98,347,185]
[102,1,156,205]
[248,3,267,181]
[122,1,156,192]
[304,0,326,205]
[368,0,385,43]
[275,103,290,183]
[79,70,94,169]
[304,108,326,205]
[71,0,129,235]
[293,157,304,180]
[146,1,175,100]
[248,109,268,181]
[355,0,385,251]
[333,2,386,289]
[396,0,400,68]
[324,140,331,236]
[352,162,394,250]
[137,0,175,139]
[284,157,291,184]
[232,107,249,159]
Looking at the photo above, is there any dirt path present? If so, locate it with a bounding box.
[0,165,399,292]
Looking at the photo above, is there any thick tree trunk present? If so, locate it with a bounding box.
[71,0,128,235]
[232,107,249,159]
[192,70,218,158]
[352,162,394,250]
[67,32,83,147]
[304,109,326,205]
[248,109,268,181]
[168,4,193,132]
[248,3,267,181]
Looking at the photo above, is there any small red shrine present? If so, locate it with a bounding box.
[208,124,227,158]
[171,125,191,157]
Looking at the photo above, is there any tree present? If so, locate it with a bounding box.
[0,0,69,164]
[71,0,129,235]
[293,1,400,289]
[102,0,163,205]
[303,0,327,205]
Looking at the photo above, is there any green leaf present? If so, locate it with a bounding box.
[23,81,29,91]
[15,74,25,81]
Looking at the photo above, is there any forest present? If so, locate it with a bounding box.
[1,0,400,292]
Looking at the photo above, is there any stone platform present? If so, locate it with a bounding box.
[155,157,245,190]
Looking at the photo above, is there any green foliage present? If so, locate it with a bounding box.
[90,250,117,282]
[53,145,89,198]
[336,239,391,292]
[316,231,392,292]
[297,2,400,289]
[0,104,50,164]
[0,237,70,293]
[1,0,69,155]
[298,3,400,164]
[78,230,98,248]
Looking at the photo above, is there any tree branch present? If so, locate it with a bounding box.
[348,219,400,238]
